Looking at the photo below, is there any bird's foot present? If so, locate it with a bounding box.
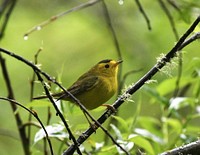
[102,104,117,113]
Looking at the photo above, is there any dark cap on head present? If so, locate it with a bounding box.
[98,59,112,64]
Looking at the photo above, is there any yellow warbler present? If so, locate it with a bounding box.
[34,59,122,110]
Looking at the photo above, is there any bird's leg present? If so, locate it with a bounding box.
[101,104,117,113]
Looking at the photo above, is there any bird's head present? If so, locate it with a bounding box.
[92,59,123,77]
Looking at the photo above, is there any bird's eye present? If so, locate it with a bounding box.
[105,64,110,68]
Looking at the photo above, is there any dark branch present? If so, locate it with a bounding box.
[160,140,200,155]
[24,0,102,37]
[158,0,179,40]
[0,0,17,39]
[135,0,151,30]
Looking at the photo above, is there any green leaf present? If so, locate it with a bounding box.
[169,97,197,110]
[34,123,68,143]
[115,139,134,154]
[110,124,122,140]
[138,116,162,138]
[111,115,129,132]
[164,118,182,134]
[143,85,169,105]
[156,77,197,96]
[129,134,155,155]
[134,128,163,144]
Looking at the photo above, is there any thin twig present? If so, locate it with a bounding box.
[0,0,31,154]
[24,0,101,38]
[135,0,151,30]
[28,47,42,153]
[100,0,126,149]
[178,32,200,50]
[30,48,42,100]
[0,97,54,155]
[121,69,143,89]
[158,0,182,98]
[34,71,82,155]
[167,0,181,12]
[158,0,179,40]
[0,0,17,39]
[0,54,30,154]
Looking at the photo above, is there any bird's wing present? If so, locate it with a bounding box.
[68,75,99,95]
[54,75,99,100]
[33,76,99,100]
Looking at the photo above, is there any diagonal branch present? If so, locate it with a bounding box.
[135,0,151,30]
[24,0,102,38]
[159,140,200,155]
[34,71,82,155]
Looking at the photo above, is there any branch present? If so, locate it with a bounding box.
[28,48,43,154]
[0,0,17,39]
[135,0,151,30]
[0,54,30,154]
[64,15,200,154]
[34,71,82,155]
[160,140,200,155]
[158,0,179,40]
[24,0,101,38]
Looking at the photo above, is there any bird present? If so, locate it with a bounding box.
[34,59,122,110]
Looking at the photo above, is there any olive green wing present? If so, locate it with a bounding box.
[68,76,99,95]
[55,76,99,100]
[34,74,99,100]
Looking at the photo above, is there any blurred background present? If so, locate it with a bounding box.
[0,0,200,154]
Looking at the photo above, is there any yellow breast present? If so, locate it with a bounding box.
[76,76,117,110]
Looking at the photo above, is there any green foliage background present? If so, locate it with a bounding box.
[0,0,200,154]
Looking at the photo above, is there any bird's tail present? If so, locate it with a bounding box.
[33,95,49,100]
[33,92,67,100]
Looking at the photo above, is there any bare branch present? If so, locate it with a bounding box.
[135,0,152,30]
[0,0,17,39]
[160,140,200,155]
[24,0,102,38]
[158,0,179,40]
[0,54,30,154]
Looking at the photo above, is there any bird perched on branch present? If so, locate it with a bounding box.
[34,59,122,110]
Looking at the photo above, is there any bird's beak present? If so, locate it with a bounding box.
[116,60,123,65]
[113,60,123,67]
